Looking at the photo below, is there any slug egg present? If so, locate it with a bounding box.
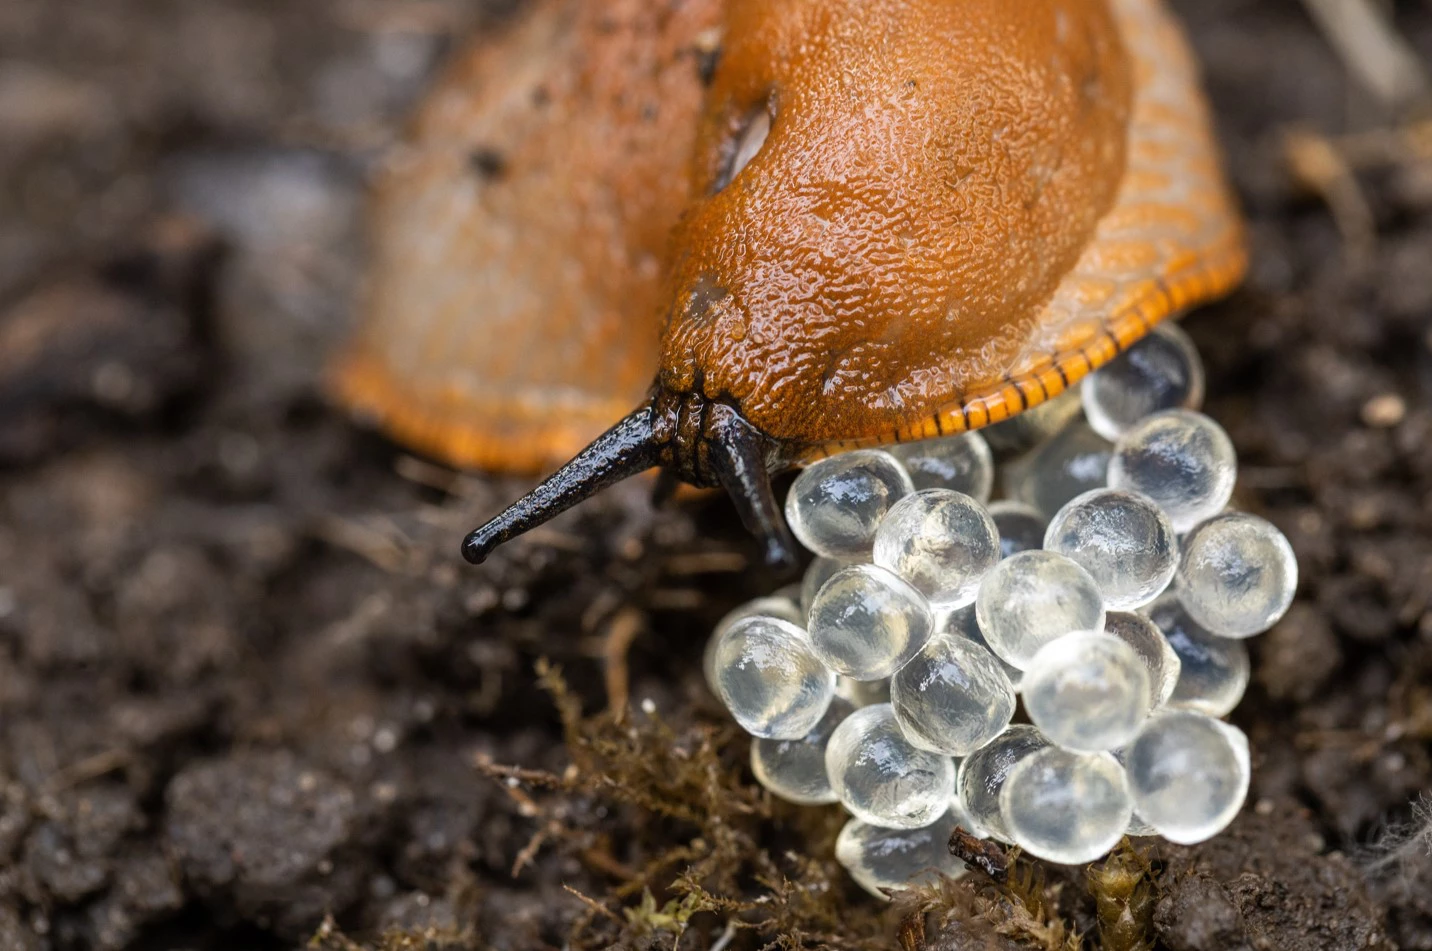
[751,697,855,805]
[887,431,994,501]
[785,450,914,560]
[1044,488,1178,610]
[1177,512,1298,639]
[1124,711,1250,844]
[1004,422,1113,518]
[1104,610,1181,708]
[1108,410,1237,534]
[938,604,1024,691]
[824,704,956,829]
[956,724,1051,841]
[1144,594,1250,717]
[975,550,1106,669]
[999,747,1132,865]
[987,500,1048,559]
[890,628,1017,757]
[1082,321,1205,440]
[835,808,972,898]
[873,489,1001,610]
[800,555,848,619]
[808,564,934,680]
[1022,631,1152,753]
[703,595,804,694]
[712,616,835,739]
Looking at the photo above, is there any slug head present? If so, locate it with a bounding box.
[464,0,1133,567]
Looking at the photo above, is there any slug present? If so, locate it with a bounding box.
[332,0,1246,569]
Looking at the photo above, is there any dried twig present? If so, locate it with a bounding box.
[1299,0,1430,110]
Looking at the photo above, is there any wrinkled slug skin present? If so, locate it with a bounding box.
[333,0,1244,468]
[664,0,1132,445]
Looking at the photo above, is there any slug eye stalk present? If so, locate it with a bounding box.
[461,390,798,571]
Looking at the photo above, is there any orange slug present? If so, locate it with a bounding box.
[331,0,1246,568]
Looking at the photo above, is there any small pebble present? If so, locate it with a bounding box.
[987,500,1048,559]
[975,550,1106,669]
[1082,322,1205,440]
[1104,611,1181,707]
[1361,392,1406,429]
[751,698,856,805]
[704,595,804,693]
[1107,410,1237,533]
[1124,711,1250,844]
[825,704,956,829]
[873,489,1001,609]
[1004,422,1113,517]
[939,605,1024,690]
[1144,595,1250,717]
[1044,488,1178,610]
[891,629,1016,756]
[888,432,994,501]
[785,450,914,560]
[809,565,934,680]
[956,725,1051,841]
[1000,747,1132,864]
[1177,512,1298,638]
[1022,631,1151,752]
[835,808,971,898]
[713,616,835,739]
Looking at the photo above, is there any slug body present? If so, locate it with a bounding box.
[331,0,1246,567]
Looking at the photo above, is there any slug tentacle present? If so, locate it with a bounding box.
[461,403,662,565]
[704,403,798,570]
[463,390,798,570]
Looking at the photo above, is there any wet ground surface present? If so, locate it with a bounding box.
[1,0,1431,948]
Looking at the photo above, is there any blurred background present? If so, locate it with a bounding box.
[1,1,1431,949]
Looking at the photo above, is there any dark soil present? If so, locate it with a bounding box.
[2,1,1431,948]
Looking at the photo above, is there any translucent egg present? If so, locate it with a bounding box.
[1177,513,1298,639]
[890,629,1017,756]
[751,697,855,805]
[1124,711,1250,844]
[1144,595,1250,717]
[1107,410,1236,534]
[873,489,1001,610]
[836,808,971,898]
[800,556,848,620]
[938,605,1023,691]
[1082,322,1205,440]
[1104,611,1181,707]
[1023,631,1151,752]
[809,565,934,680]
[1004,422,1113,518]
[1044,488,1178,610]
[1000,747,1132,864]
[703,596,805,694]
[836,676,891,707]
[988,500,1048,560]
[713,616,836,739]
[956,725,1051,841]
[975,550,1106,669]
[888,432,994,501]
[825,704,956,829]
[785,451,915,560]
[983,387,1085,455]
